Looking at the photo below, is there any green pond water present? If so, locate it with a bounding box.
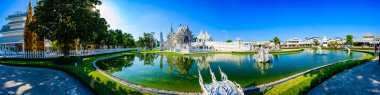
[96,50,363,92]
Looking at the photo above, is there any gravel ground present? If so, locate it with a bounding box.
[0,65,93,95]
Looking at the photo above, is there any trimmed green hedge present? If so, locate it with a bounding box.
[53,56,82,65]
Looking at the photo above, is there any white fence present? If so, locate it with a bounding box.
[0,48,137,59]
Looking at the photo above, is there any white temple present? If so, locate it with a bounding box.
[159,25,272,53]
[198,67,244,95]
[162,24,194,53]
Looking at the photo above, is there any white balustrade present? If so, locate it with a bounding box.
[0,48,136,59]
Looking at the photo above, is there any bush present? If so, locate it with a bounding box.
[53,56,82,65]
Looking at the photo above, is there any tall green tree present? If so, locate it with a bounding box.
[346,35,354,46]
[123,33,135,47]
[273,37,281,45]
[107,30,118,48]
[115,29,125,46]
[29,0,107,57]
[137,32,155,50]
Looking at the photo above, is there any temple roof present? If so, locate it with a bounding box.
[6,11,27,20]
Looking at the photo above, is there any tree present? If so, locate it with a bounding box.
[313,40,319,46]
[123,33,135,47]
[115,29,124,46]
[329,40,338,49]
[107,30,118,48]
[226,40,233,43]
[29,0,107,57]
[346,35,354,46]
[137,32,155,50]
[273,37,281,45]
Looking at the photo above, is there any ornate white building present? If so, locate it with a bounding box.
[196,30,212,43]
[162,24,194,52]
[0,12,27,51]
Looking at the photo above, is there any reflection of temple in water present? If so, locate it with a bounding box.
[193,54,248,70]
[254,62,272,75]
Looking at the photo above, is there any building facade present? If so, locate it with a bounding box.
[0,12,26,51]
[0,0,45,52]
[354,33,380,47]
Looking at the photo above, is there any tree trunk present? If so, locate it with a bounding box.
[62,41,70,58]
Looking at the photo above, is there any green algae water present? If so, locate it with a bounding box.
[96,50,363,92]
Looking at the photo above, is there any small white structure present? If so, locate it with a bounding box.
[199,67,244,95]
[344,45,351,52]
[254,47,272,63]
[322,36,328,47]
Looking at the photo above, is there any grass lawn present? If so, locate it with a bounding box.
[264,51,376,95]
[0,50,152,95]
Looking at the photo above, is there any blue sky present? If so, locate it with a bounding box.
[1,0,380,41]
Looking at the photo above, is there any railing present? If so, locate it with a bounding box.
[0,48,137,59]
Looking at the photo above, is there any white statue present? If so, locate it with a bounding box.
[345,45,351,52]
[254,46,272,63]
[198,67,244,95]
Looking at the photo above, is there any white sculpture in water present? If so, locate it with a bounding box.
[344,45,351,52]
[315,46,328,54]
[255,46,272,63]
[198,67,244,95]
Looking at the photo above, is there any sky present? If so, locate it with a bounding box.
[1,0,380,42]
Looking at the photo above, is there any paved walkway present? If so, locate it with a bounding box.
[308,55,380,95]
[0,65,93,95]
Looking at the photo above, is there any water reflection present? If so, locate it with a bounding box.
[136,53,158,65]
[98,51,364,92]
[195,56,210,70]
[254,62,272,75]
[97,54,135,73]
[166,56,194,73]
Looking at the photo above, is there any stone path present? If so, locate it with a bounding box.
[308,54,380,95]
[0,65,93,95]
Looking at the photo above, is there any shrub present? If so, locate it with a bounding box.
[53,56,82,65]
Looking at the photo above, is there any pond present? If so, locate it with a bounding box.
[96,50,363,92]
